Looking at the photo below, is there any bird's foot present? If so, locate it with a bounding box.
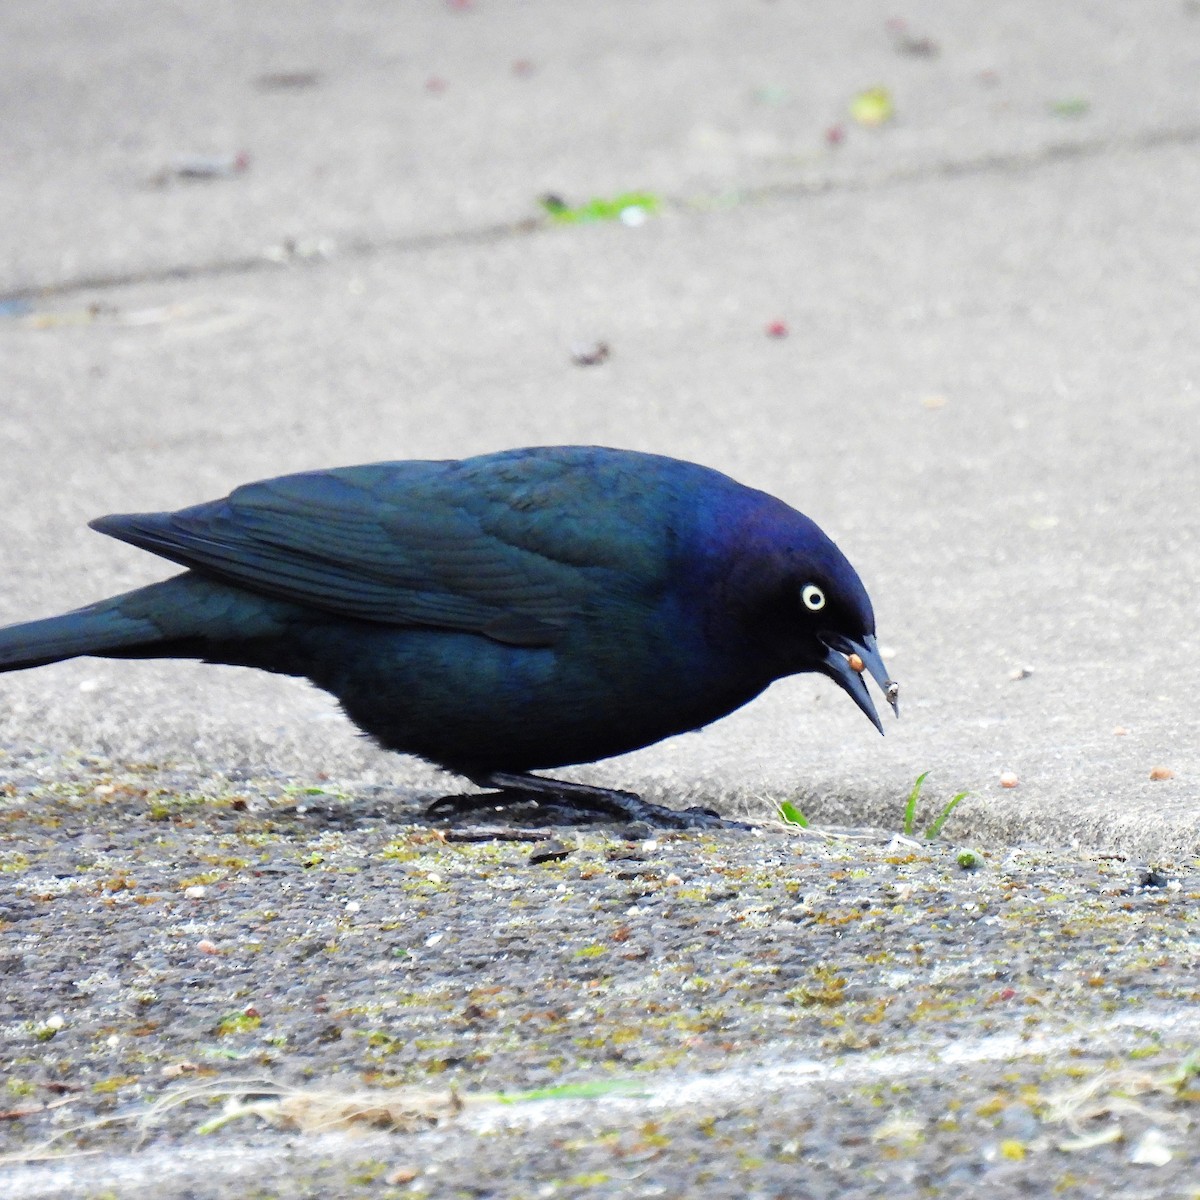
[426,771,752,831]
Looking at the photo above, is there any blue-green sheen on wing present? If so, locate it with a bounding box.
[88,449,687,648]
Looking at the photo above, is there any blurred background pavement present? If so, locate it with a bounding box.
[1,0,1197,858]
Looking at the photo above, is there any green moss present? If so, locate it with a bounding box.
[91,1075,139,1094]
[349,1160,388,1185]
[215,1012,263,1037]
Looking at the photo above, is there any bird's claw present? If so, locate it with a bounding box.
[427,773,751,831]
[426,792,519,819]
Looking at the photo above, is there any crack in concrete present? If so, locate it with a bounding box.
[4,123,1200,307]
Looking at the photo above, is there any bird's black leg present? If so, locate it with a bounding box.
[426,771,751,831]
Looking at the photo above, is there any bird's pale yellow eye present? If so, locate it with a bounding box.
[801,584,826,611]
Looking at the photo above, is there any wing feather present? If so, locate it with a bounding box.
[88,455,637,646]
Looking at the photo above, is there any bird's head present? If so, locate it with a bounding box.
[801,579,898,735]
[729,501,900,733]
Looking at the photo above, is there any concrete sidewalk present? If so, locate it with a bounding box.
[0,4,1198,1196]
[2,0,1197,859]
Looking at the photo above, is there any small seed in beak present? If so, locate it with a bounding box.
[848,653,865,673]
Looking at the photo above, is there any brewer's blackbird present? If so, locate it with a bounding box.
[0,446,897,828]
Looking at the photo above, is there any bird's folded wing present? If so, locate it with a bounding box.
[88,464,596,646]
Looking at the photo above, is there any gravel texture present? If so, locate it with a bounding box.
[1,755,1196,1198]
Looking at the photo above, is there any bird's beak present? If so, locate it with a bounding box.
[819,632,899,735]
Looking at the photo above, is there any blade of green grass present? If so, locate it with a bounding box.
[778,800,808,827]
[926,792,969,840]
[902,772,929,836]
[494,1079,651,1104]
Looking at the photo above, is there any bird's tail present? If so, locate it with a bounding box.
[0,574,289,673]
[0,593,172,672]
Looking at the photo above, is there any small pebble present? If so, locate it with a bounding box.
[255,71,322,91]
[999,772,1019,789]
[848,653,865,673]
[570,341,610,366]
[886,19,940,58]
[1148,766,1174,781]
[765,320,789,338]
[528,839,571,865]
[169,152,250,180]
[1129,1127,1173,1166]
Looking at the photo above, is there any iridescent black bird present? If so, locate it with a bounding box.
[0,447,897,827]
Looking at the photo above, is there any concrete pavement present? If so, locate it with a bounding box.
[2,1,1197,857]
